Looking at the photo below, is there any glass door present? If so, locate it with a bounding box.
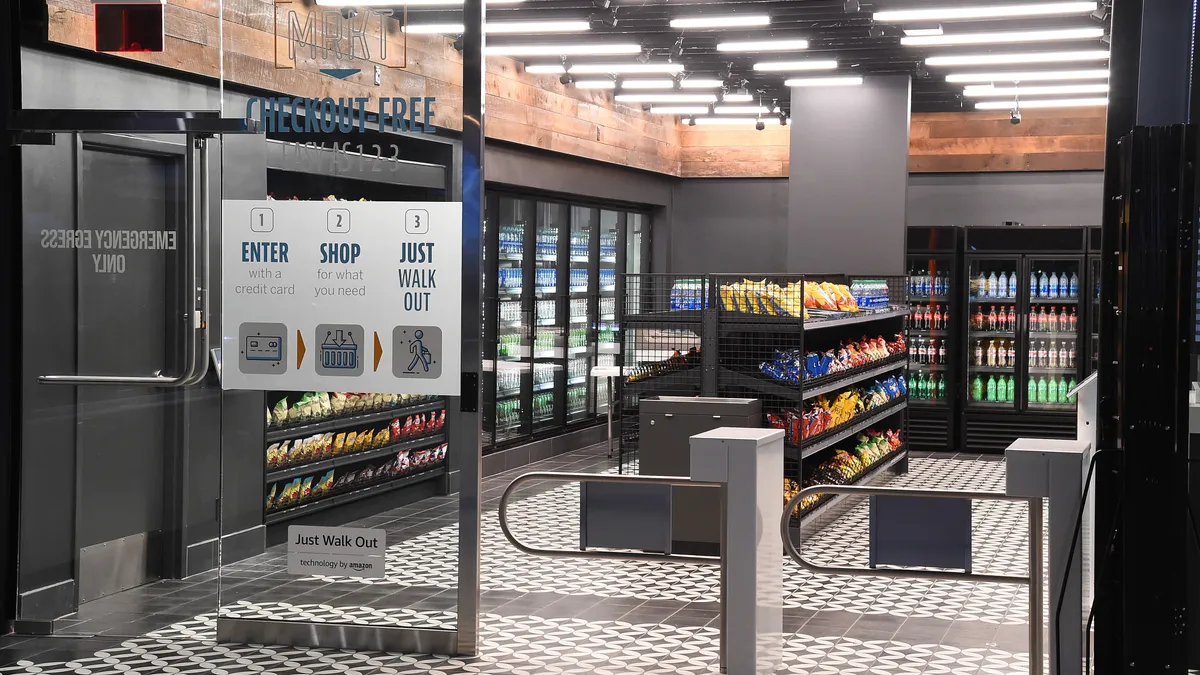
[1024,255,1083,410]
[1087,255,1101,373]
[592,210,622,416]
[906,254,954,404]
[497,197,534,444]
[567,206,597,422]
[534,202,568,433]
[965,256,1020,409]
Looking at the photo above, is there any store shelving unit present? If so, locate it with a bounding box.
[619,273,909,518]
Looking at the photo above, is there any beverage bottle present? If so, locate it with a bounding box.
[909,338,917,362]
[925,305,933,329]
[1030,271,1039,299]
[1038,340,1049,367]
[999,271,1009,298]
[987,340,997,366]
[1028,341,1037,367]
[1007,306,1016,332]
[1059,342,1069,368]
[1047,376,1059,404]
[1006,375,1016,402]
[1009,271,1018,298]
[974,340,983,366]
[1028,376,1037,403]
[977,271,987,298]
[937,375,946,400]
[1049,341,1058,368]
[986,375,997,401]
[972,375,983,401]
[1069,272,1079,298]
[988,271,998,298]
[1067,378,1078,403]
[1039,271,1050,298]
[1069,307,1078,332]
[918,338,928,365]
[1037,377,1049,403]
[937,271,946,296]
[934,305,943,330]
[909,269,917,296]
[1039,306,1049,332]
[1068,343,1076,368]
[938,341,947,365]
[1006,340,1016,367]
[1049,272,1060,299]
[943,308,950,328]
[1060,307,1071,332]
[988,306,998,330]
[974,307,984,329]
[1058,377,1069,403]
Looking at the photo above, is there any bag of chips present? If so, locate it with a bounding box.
[299,477,314,501]
[266,443,281,468]
[272,397,289,426]
[331,392,347,416]
[390,418,402,440]
[374,428,390,448]
[265,484,277,511]
[345,431,358,453]
[333,433,346,456]
[315,470,335,495]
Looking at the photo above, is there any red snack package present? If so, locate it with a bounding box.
[390,418,402,441]
[402,416,414,438]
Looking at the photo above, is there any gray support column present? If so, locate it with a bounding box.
[787,75,911,275]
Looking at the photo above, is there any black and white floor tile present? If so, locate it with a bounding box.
[0,447,1056,674]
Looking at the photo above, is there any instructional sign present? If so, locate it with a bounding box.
[221,200,462,395]
[287,525,387,578]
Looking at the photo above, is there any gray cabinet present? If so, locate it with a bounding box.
[639,396,761,555]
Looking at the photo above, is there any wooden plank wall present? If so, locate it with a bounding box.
[678,108,1106,177]
[44,0,679,174]
[44,2,1102,177]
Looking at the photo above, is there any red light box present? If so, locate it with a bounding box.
[93,0,165,53]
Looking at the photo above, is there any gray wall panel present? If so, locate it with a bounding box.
[485,142,673,207]
[788,75,912,276]
[907,171,1104,227]
[669,179,788,274]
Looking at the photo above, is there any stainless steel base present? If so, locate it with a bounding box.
[215,617,458,654]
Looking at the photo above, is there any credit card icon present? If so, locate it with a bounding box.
[245,335,283,361]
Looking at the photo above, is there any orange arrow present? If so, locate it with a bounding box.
[373,331,384,372]
[296,330,306,368]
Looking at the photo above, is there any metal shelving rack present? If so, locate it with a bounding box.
[618,273,910,518]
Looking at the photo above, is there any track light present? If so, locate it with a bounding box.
[843,0,861,12]
[688,117,697,126]
[560,73,573,85]
[590,10,618,28]
[755,115,766,131]
[452,35,465,51]
[670,37,685,62]
[636,49,651,64]
[778,113,787,126]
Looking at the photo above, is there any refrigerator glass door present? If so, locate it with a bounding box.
[965,256,1020,410]
[496,196,534,444]
[1088,256,1101,374]
[1024,256,1082,411]
[906,254,954,405]
[533,201,568,432]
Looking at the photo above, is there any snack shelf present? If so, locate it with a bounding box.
[789,398,908,460]
[265,464,447,526]
[792,448,907,524]
[266,433,447,484]
[720,308,909,333]
[266,400,444,442]
[723,354,906,404]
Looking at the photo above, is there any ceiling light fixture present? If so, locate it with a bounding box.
[784,75,864,87]
[525,64,567,74]
[963,83,1109,96]
[615,93,718,103]
[753,59,838,72]
[569,63,685,74]
[318,0,523,5]
[649,106,711,114]
[684,117,791,125]
[716,38,809,52]
[486,20,592,34]
[670,14,771,29]
[403,23,465,34]
[903,25,943,37]
[874,1,1096,22]
[619,79,678,89]
[946,68,1109,82]
[574,79,617,89]
[714,105,777,114]
[723,93,754,102]
[485,43,641,56]
[925,49,1109,66]
[974,96,1107,109]
[901,26,1104,46]
[679,78,724,89]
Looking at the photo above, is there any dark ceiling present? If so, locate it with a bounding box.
[404,0,1112,114]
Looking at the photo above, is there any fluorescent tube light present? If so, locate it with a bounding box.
[714,105,776,114]
[486,43,641,56]
[722,93,754,102]
[404,23,464,34]
[925,49,1109,66]
[679,78,724,88]
[903,26,944,37]
[964,82,1109,96]
[717,38,809,52]
[684,117,790,125]
[875,2,1096,22]
[785,75,864,87]
[318,0,524,5]
[753,59,838,72]
[974,97,1107,109]
[946,68,1109,82]
[649,106,710,115]
[615,93,718,103]
[901,27,1104,46]
[670,14,770,29]
[619,79,678,89]
[574,80,616,89]
[486,20,591,33]
[525,64,566,74]
[568,63,685,74]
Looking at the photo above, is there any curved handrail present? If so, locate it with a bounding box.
[498,471,723,566]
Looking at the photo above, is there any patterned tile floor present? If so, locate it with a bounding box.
[0,446,1060,674]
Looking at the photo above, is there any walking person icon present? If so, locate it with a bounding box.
[408,329,433,372]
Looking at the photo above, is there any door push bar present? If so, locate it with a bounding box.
[39,135,211,387]
[781,485,1044,675]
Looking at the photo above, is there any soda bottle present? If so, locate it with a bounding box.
[1039,306,1049,332]
[918,338,928,364]
[1039,271,1049,298]
[1007,306,1016,332]
[986,375,997,401]
[977,271,987,298]
[987,340,997,366]
[1058,377,1069,403]
[909,338,917,362]
[1068,343,1076,368]
[974,340,983,366]
[938,341,947,365]
[1030,271,1039,299]
[1028,376,1038,402]
[925,305,933,329]
[1028,341,1037,367]
[1006,375,1016,402]
[998,271,1008,298]
[1009,271,1018,298]
[1049,272,1060,299]
[1006,340,1016,367]
[1049,341,1058,368]
[934,305,943,330]
[1038,340,1049,367]
[1069,272,1079,298]
[988,306,998,330]
[937,375,946,400]
[974,307,984,329]
[1067,378,1078,403]
[1069,307,1078,331]
[1037,376,1049,403]
[1059,342,1069,369]
[1047,376,1059,404]
[972,375,983,401]
[988,271,998,298]
[909,268,917,296]
[936,271,946,296]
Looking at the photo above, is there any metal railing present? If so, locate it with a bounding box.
[781,484,1044,675]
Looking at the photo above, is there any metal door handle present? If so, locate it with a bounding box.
[40,135,210,387]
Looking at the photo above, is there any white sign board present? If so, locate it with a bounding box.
[287,525,387,578]
[221,200,462,395]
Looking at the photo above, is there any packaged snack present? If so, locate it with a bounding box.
[315,470,335,495]
[401,416,414,438]
[318,392,332,418]
[303,436,319,460]
[267,407,273,428]
[265,484,277,511]
[437,410,446,430]
[331,392,348,415]
[360,466,376,482]
[277,440,293,465]
[345,431,358,453]
[357,430,371,451]
[414,413,427,436]
[333,433,346,456]
[266,443,281,468]
[375,428,390,448]
[299,477,314,500]
[272,397,289,426]
[320,433,334,459]
[396,450,412,473]
[390,417,402,440]
[438,443,448,461]
[334,473,353,489]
